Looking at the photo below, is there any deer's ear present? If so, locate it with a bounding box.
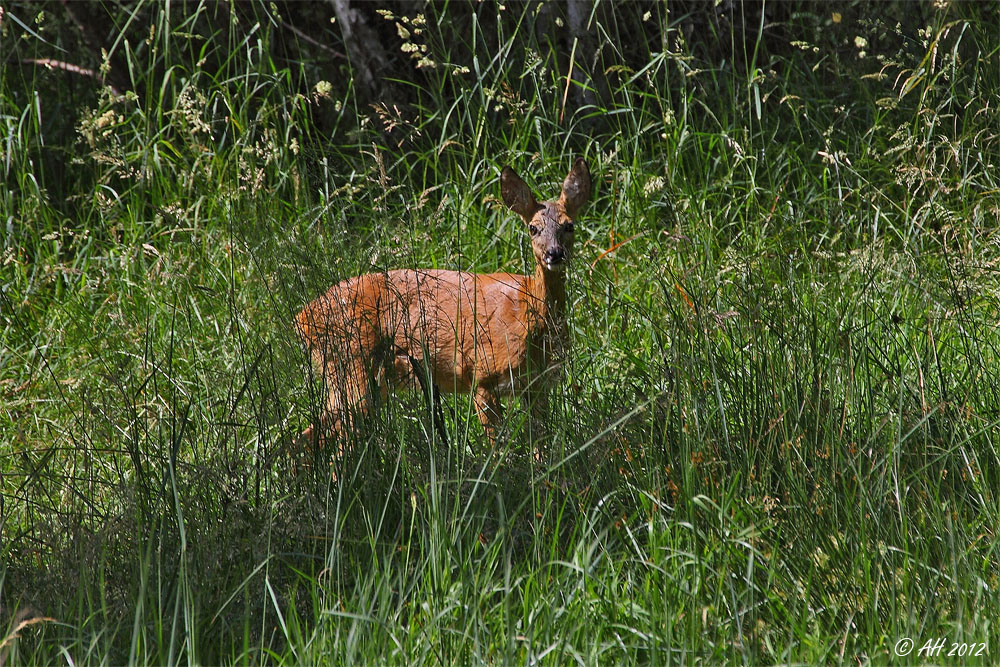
[559,158,591,218]
[501,167,539,220]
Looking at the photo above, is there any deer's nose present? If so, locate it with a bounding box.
[544,247,565,266]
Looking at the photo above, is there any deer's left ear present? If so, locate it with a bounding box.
[559,158,591,218]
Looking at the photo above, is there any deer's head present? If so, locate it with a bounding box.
[501,158,591,273]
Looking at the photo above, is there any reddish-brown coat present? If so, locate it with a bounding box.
[295,159,591,454]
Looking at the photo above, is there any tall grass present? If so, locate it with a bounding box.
[2,0,999,663]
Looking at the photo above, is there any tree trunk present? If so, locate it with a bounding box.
[328,0,392,103]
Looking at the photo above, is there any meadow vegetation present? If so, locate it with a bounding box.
[2,1,999,663]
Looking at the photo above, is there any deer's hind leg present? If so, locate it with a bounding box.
[294,355,365,465]
[296,310,385,470]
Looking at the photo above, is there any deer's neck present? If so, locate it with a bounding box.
[528,263,568,320]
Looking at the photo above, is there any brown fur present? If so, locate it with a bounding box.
[295,159,592,457]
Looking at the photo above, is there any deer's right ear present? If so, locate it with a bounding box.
[501,167,539,221]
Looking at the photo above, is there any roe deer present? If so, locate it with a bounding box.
[295,158,591,463]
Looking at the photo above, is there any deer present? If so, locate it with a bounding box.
[294,158,592,469]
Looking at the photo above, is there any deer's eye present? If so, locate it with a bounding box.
[528,225,540,236]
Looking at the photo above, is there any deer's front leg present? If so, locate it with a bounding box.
[525,384,550,463]
[473,385,503,448]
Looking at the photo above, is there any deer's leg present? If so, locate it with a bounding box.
[302,353,384,480]
[294,355,349,463]
[296,344,337,447]
[473,385,503,448]
[296,319,380,471]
